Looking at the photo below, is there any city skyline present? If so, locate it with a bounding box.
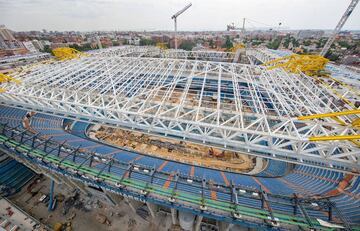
[0,0,359,32]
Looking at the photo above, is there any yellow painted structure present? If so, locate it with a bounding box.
[0,73,21,93]
[309,135,360,141]
[264,54,359,109]
[52,47,87,60]
[156,43,168,50]
[230,43,245,52]
[299,109,359,145]
[298,109,360,121]
[310,74,358,109]
[263,54,329,77]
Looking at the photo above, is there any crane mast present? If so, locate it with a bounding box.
[171,3,192,50]
[320,0,359,56]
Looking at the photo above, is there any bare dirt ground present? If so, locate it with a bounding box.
[95,127,254,173]
[8,176,173,231]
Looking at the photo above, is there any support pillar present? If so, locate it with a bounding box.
[146,202,157,219]
[171,208,178,225]
[48,180,55,211]
[67,177,91,196]
[194,215,203,231]
[124,197,137,213]
[104,191,123,206]
[217,221,234,231]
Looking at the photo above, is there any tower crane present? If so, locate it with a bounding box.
[227,18,246,34]
[171,3,192,50]
[320,0,359,56]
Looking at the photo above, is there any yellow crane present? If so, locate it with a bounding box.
[0,72,21,93]
[52,47,88,60]
[262,54,329,77]
[230,43,245,52]
[156,42,168,50]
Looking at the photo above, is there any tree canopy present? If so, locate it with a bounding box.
[223,36,233,51]
[179,40,196,51]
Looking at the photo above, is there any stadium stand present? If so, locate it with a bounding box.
[0,105,359,225]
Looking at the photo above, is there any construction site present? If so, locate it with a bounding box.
[0,1,359,231]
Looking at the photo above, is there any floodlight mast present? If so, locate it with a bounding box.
[171,3,192,50]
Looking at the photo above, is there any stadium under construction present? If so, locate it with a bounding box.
[0,46,359,231]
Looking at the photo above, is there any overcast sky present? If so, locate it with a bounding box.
[0,0,359,32]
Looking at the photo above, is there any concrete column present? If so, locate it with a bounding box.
[67,178,91,196]
[124,197,137,213]
[53,174,77,191]
[48,180,55,211]
[146,202,157,219]
[103,192,117,206]
[194,215,203,231]
[171,208,178,225]
[217,221,234,231]
[104,191,123,206]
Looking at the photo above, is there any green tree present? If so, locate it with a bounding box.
[222,36,233,51]
[42,45,52,54]
[325,50,340,61]
[292,38,300,47]
[251,40,262,46]
[266,38,282,50]
[112,41,120,46]
[316,38,327,48]
[209,39,214,48]
[283,36,291,48]
[338,40,351,49]
[69,43,95,51]
[140,38,155,46]
[179,40,196,51]
[303,40,311,46]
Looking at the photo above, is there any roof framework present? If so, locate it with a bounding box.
[162,49,237,62]
[1,46,359,174]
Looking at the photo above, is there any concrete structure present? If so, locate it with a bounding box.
[0,25,15,43]
[296,29,325,39]
[22,41,38,53]
[32,40,44,51]
[0,197,43,230]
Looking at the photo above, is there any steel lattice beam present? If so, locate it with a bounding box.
[1,46,359,174]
